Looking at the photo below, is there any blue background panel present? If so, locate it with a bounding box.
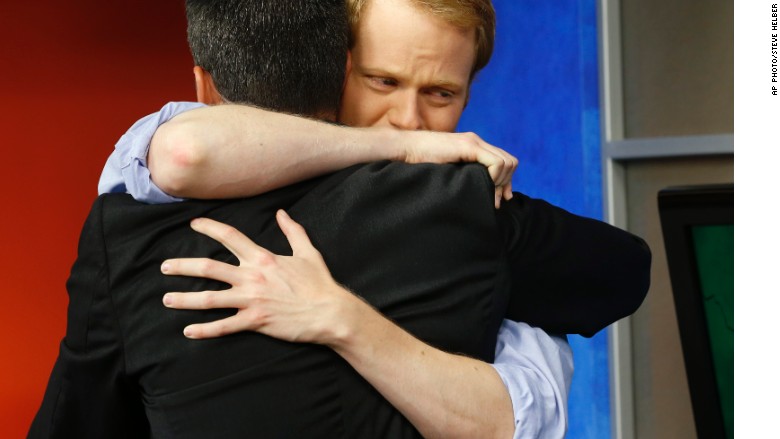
[457,1,608,437]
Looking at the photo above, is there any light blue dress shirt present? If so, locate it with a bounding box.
[99,102,574,438]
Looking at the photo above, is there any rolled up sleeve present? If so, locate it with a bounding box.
[98,101,206,204]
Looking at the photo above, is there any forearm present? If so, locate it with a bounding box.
[328,297,515,439]
[159,213,520,437]
[148,105,405,198]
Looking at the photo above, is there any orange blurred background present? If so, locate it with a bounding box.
[0,1,194,435]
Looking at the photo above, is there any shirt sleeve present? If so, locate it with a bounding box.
[97,101,207,204]
[491,319,573,439]
[498,193,651,337]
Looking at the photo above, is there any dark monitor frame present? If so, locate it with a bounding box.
[658,184,733,439]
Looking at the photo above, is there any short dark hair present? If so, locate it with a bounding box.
[185,0,348,117]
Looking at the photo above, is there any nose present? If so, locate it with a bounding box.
[388,92,423,130]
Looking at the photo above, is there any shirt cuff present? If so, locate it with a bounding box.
[98,101,206,203]
[492,320,573,439]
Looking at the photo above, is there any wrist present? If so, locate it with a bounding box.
[364,127,407,162]
[317,286,369,349]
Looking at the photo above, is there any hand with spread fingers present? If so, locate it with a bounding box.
[161,210,365,346]
[160,210,517,439]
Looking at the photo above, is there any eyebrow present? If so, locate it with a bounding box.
[428,79,465,93]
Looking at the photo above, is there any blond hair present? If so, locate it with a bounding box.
[346,0,496,79]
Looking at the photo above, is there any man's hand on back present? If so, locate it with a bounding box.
[159,211,517,439]
[160,210,364,346]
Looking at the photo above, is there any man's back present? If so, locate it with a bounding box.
[30,162,510,438]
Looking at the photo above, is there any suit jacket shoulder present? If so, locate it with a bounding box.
[28,196,150,438]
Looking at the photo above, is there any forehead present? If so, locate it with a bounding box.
[355,0,476,83]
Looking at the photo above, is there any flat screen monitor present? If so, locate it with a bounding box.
[658,184,733,439]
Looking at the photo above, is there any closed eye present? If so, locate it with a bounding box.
[366,75,398,91]
[424,88,456,106]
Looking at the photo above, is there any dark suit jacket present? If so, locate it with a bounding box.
[29,162,649,438]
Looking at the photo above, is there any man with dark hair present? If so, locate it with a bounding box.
[185,0,347,114]
[30,1,650,438]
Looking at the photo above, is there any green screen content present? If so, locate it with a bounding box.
[691,225,734,439]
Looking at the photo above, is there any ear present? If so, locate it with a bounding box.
[193,66,224,105]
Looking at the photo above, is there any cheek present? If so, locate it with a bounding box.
[339,78,388,128]
[425,106,464,132]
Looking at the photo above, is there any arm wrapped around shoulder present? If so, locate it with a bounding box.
[498,193,651,337]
